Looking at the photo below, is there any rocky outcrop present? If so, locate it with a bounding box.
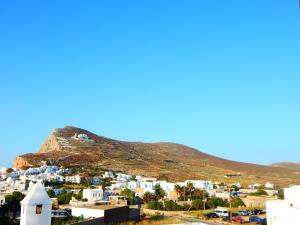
[38,133,61,153]
[13,156,31,169]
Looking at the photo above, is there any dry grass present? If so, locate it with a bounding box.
[15,125,300,186]
[121,216,184,225]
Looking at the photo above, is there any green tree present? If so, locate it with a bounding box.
[174,185,184,197]
[249,189,268,196]
[191,199,205,210]
[164,200,184,211]
[231,197,245,208]
[185,182,195,198]
[57,192,73,205]
[101,177,112,191]
[74,189,83,200]
[3,192,25,218]
[143,192,158,202]
[154,184,165,200]
[277,189,284,199]
[120,188,135,199]
[191,188,208,200]
[231,185,240,192]
[120,188,135,205]
[47,189,56,198]
[147,201,164,210]
[206,197,227,209]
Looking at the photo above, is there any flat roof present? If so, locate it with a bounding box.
[72,204,127,210]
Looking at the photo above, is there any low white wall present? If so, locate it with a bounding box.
[72,207,104,219]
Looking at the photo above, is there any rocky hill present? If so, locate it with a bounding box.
[13,126,300,185]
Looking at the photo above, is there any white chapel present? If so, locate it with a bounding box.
[20,180,52,225]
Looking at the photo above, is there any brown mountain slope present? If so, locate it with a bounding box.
[271,162,300,171]
[13,126,300,185]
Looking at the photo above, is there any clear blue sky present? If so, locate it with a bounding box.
[0,0,299,167]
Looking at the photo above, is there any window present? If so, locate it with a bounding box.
[36,205,43,214]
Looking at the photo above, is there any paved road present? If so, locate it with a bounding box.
[168,216,221,225]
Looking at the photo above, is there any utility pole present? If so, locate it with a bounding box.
[228,187,233,221]
[203,188,206,210]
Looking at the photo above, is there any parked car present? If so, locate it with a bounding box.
[51,210,69,218]
[204,212,219,219]
[237,210,251,216]
[252,209,265,215]
[250,216,263,223]
[232,216,246,224]
[214,208,229,217]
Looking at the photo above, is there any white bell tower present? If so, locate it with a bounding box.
[20,180,52,225]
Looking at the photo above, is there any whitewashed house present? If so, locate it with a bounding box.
[103,172,115,179]
[65,175,82,184]
[139,177,157,182]
[155,181,175,197]
[127,181,139,190]
[140,181,154,192]
[265,182,274,189]
[110,181,126,190]
[185,180,213,190]
[83,188,104,201]
[20,181,52,225]
[116,173,132,181]
[267,185,300,225]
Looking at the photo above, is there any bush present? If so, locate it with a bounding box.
[191,199,205,210]
[277,189,284,199]
[249,189,268,196]
[163,200,184,211]
[57,192,73,205]
[3,192,25,218]
[231,197,245,208]
[51,216,85,225]
[47,189,56,198]
[147,201,164,210]
[206,197,227,209]
[143,192,158,202]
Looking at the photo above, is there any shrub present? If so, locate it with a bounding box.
[249,189,268,196]
[147,201,164,210]
[163,200,184,211]
[230,197,245,208]
[143,192,158,202]
[191,199,205,210]
[206,197,227,209]
[57,192,73,205]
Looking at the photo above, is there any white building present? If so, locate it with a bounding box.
[127,181,139,190]
[20,181,52,225]
[267,185,300,225]
[83,188,104,201]
[72,205,105,218]
[65,175,82,184]
[140,181,154,193]
[110,181,126,190]
[265,182,274,189]
[155,181,175,197]
[185,180,213,190]
[116,173,132,181]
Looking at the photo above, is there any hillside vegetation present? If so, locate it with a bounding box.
[13,126,300,185]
